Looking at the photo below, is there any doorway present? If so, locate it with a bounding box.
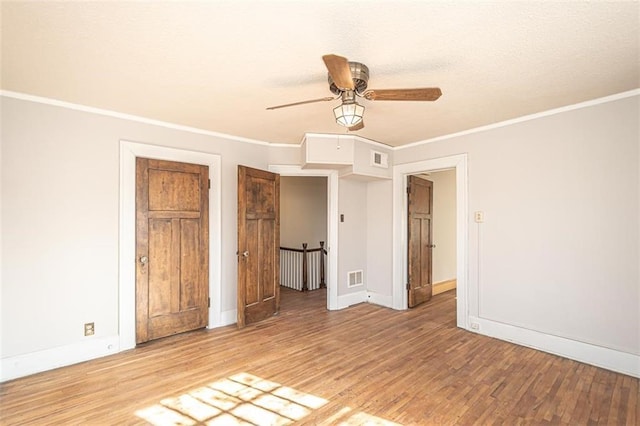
[268,165,339,311]
[410,169,458,301]
[119,141,222,351]
[280,176,327,294]
[392,154,469,329]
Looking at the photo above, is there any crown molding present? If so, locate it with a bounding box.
[397,89,640,151]
[0,90,273,147]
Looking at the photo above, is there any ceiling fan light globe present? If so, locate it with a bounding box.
[333,102,365,127]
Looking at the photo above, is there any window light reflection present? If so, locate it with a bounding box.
[135,372,400,425]
[135,372,326,425]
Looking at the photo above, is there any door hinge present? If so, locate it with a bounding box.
[208,179,211,189]
[406,185,411,194]
[406,282,410,290]
[208,297,211,308]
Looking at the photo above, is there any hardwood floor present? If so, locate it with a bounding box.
[1,288,637,425]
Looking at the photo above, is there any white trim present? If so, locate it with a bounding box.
[1,335,119,382]
[392,153,640,378]
[268,165,339,311]
[4,89,635,153]
[1,90,271,146]
[268,143,302,148]
[396,89,640,151]
[470,316,640,378]
[338,291,367,309]
[392,154,469,332]
[366,291,393,308]
[119,141,222,351]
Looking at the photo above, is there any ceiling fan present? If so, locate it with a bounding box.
[266,54,442,131]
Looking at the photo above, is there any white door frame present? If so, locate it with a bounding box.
[269,165,339,311]
[392,154,469,329]
[119,140,222,350]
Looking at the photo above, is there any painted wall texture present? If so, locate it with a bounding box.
[2,92,638,380]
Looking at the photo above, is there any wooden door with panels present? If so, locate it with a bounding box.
[237,165,280,328]
[407,175,434,308]
[136,158,209,344]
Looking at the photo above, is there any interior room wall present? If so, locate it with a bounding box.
[394,94,639,358]
[1,96,270,362]
[337,178,368,299]
[3,91,637,380]
[280,176,327,249]
[429,169,457,284]
[365,180,393,304]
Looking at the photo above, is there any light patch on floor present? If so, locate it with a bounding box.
[135,372,400,425]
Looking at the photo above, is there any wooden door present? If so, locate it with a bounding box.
[237,165,280,328]
[407,175,433,308]
[136,158,209,343]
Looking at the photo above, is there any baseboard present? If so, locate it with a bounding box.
[1,335,120,382]
[433,279,457,295]
[338,291,367,309]
[469,316,640,378]
[366,291,393,308]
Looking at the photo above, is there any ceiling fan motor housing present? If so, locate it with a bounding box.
[329,62,369,95]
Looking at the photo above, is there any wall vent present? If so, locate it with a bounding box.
[370,150,389,168]
[348,270,364,287]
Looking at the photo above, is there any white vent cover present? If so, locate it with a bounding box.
[348,270,364,287]
[370,150,389,168]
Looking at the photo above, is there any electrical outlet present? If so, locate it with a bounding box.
[474,211,484,223]
[84,322,95,336]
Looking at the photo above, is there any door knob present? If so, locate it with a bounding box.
[242,251,249,258]
[139,255,149,265]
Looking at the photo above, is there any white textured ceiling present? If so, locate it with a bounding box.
[2,1,639,147]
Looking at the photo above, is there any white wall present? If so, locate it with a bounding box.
[280,176,327,249]
[429,169,457,283]
[394,94,639,360]
[1,96,270,365]
[348,139,393,180]
[2,91,638,380]
[338,178,368,300]
[365,180,393,305]
[2,98,118,358]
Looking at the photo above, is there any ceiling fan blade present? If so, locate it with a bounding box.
[322,54,354,91]
[266,96,335,110]
[363,88,442,101]
[349,121,364,131]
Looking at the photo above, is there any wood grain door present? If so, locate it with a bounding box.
[237,165,280,328]
[407,175,433,308]
[136,158,209,343]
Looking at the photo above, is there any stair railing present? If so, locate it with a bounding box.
[280,241,327,291]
